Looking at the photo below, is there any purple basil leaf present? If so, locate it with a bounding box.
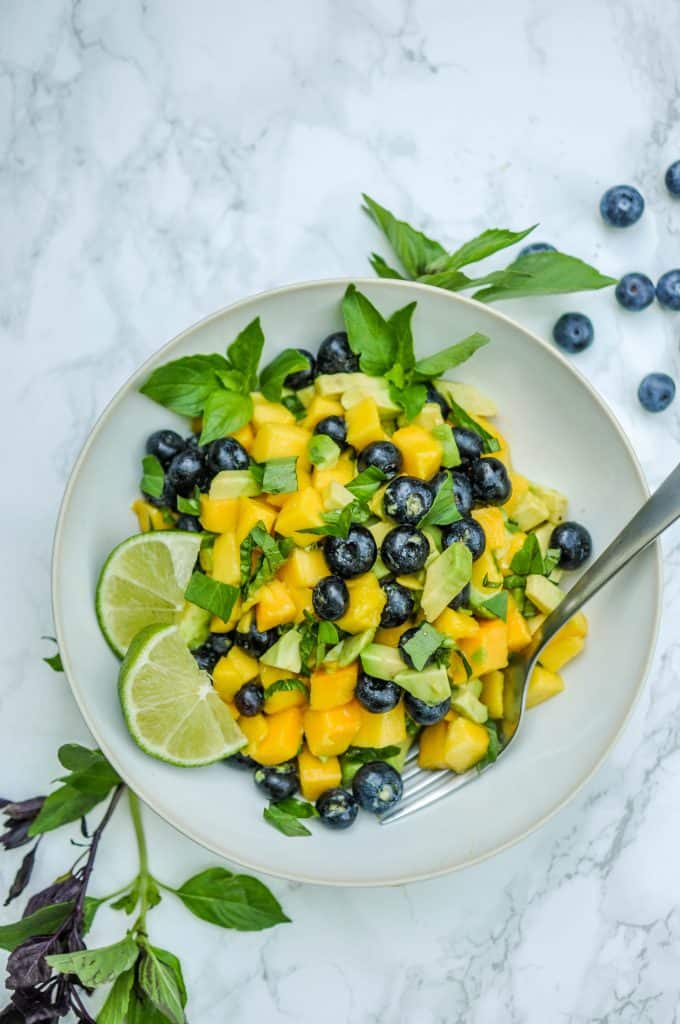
[24,876,82,918]
[11,986,63,1023]
[1,821,33,852]
[5,845,39,906]
[2,800,45,822]
[0,1003,27,1022]
[6,936,54,990]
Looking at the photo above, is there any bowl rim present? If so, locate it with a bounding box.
[51,277,663,887]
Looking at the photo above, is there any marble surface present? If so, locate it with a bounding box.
[2,1,680,1020]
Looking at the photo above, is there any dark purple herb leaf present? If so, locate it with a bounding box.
[5,844,39,906]
[24,877,81,919]
[0,903,75,953]
[5,936,54,990]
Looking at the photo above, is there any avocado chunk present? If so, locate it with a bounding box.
[324,629,376,668]
[315,372,361,397]
[434,380,498,416]
[394,665,451,704]
[323,481,354,511]
[530,484,568,524]
[525,574,563,614]
[360,643,407,680]
[451,683,488,724]
[177,602,212,649]
[340,377,401,414]
[532,522,554,556]
[308,434,341,470]
[209,470,260,500]
[511,491,549,531]
[420,542,473,622]
[259,628,302,673]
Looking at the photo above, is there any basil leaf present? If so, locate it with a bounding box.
[388,301,417,374]
[97,966,136,1024]
[176,486,201,516]
[431,424,461,468]
[263,678,309,699]
[275,797,318,819]
[140,454,165,499]
[243,525,293,599]
[307,435,341,468]
[362,194,447,276]
[47,935,139,987]
[342,284,396,376]
[281,394,307,420]
[0,901,74,952]
[472,250,616,302]
[226,317,265,391]
[401,623,447,671]
[174,867,290,929]
[418,471,462,529]
[306,500,371,538]
[345,465,387,502]
[184,573,239,622]
[139,354,228,415]
[448,399,500,453]
[260,349,309,402]
[42,638,63,672]
[138,946,185,1024]
[418,268,474,290]
[481,591,509,621]
[429,226,537,273]
[476,720,501,770]
[29,749,119,836]
[150,946,187,1007]
[217,368,247,391]
[369,252,404,279]
[261,457,298,495]
[344,745,402,764]
[316,621,338,665]
[389,382,428,421]
[199,389,253,446]
[264,804,312,837]
[543,547,562,576]
[414,333,490,379]
[510,533,544,576]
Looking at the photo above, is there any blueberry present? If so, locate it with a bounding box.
[405,693,451,725]
[665,161,680,197]
[357,440,402,480]
[315,787,358,829]
[233,621,277,658]
[352,761,403,814]
[656,270,680,310]
[451,470,473,516]
[226,751,259,770]
[145,429,186,468]
[204,632,233,659]
[468,457,511,507]
[453,427,484,463]
[234,682,265,717]
[314,415,348,449]
[553,313,594,354]
[380,525,429,575]
[254,762,299,801]
[312,575,349,621]
[638,372,676,412]
[167,447,207,496]
[316,331,359,374]
[379,578,415,627]
[449,582,471,611]
[615,273,655,311]
[184,434,200,448]
[550,521,592,570]
[442,517,486,561]
[425,382,450,419]
[176,514,202,532]
[192,645,220,672]
[355,671,402,713]
[399,626,438,670]
[207,436,250,474]
[324,526,377,579]
[519,241,556,256]
[383,476,433,525]
[284,348,316,390]
[600,184,644,227]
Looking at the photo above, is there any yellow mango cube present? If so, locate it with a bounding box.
[232,423,254,452]
[251,423,311,462]
[254,707,305,766]
[337,573,387,634]
[412,403,444,431]
[312,452,356,491]
[131,500,172,532]
[264,685,309,716]
[538,634,584,673]
[213,647,259,701]
[444,716,490,773]
[352,702,406,748]
[250,393,295,428]
[255,580,298,631]
[236,497,277,544]
[526,666,564,709]
[434,607,480,641]
[503,472,529,516]
[391,424,443,479]
[275,487,325,545]
[471,549,503,594]
[471,507,506,550]
[310,662,358,711]
[458,619,508,676]
[495,531,528,575]
[298,746,341,802]
[289,586,314,622]
[279,548,328,589]
[375,623,412,646]
[345,397,385,449]
[303,394,344,429]
[211,533,240,586]
[480,671,504,719]
[303,700,362,757]
[418,721,449,769]
[563,612,588,638]
[239,714,268,759]
[449,651,470,685]
[199,495,239,534]
[506,595,533,653]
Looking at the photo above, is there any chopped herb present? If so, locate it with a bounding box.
[417,471,462,529]
[448,399,500,454]
[401,623,447,671]
[481,573,502,590]
[476,721,501,770]
[431,423,461,468]
[413,334,490,379]
[345,465,387,501]
[259,349,309,402]
[243,525,293,599]
[140,455,165,499]
[176,486,201,516]
[343,745,402,765]
[184,573,239,622]
[281,393,307,420]
[481,591,509,621]
[306,500,372,539]
[307,435,341,468]
[263,678,309,699]
[263,803,312,837]
[261,457,298,495]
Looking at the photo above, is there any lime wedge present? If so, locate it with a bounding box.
[96,531,202,657]
[119,623,245,766]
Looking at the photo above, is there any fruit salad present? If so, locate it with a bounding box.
[96,285,592,835]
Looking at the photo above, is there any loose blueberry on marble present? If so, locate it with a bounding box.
[599,184,644,227]
[553,312,594,354]
[615,273,655,312]
[664,160,680,197]
[656,270,680,310]
[638,373,676,412]
[519,242,556,256]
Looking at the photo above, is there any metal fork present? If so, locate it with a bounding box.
[380,461,680,825]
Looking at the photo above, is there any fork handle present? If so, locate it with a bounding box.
[539,461,680,647]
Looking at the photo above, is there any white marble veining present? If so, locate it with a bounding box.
[2,1,680,1020]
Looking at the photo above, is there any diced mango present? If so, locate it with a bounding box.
[444,716,490,773]
[224,701,239,721]
[418,721,449,769]
[236,497,277,544]
[304,700,362,757]
[264,685,309,715]
[538,634,584,673]
[375,623,412,646]
[253,706,305,766]
[298,746,341,801]
[434,607,480,641]
[337,573,387,634]
[303,394,344,429]
[275,487,325,545]
[471,549,503,594]
[251,423,311,462]
[251,393,296,428]
[495,531,528,574]
[211,533,240,586]
[480,670,504,719]
[210,598,242,634]
[279,548,328,589]
[503,472,529,516]
[198,495,238,534]
[191,416,203,435]
[391,424,443,479]
[563,612,588,638]
[131,500,172,532]
[352,702,406,748]
[232,423,254,452]
[506,595,533,653]
[255,579,298,631]
[345,397,385,449]
[238,714,268,759]
[289,586,314,622]
[449,651,470,685]
[458,619,508,676]
[471,507,506,550]
[213,647,259,701]
[312,452,356,491]
[526,666,564,709]
[310,662,358,711]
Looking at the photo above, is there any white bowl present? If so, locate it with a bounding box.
[52,279,661,886]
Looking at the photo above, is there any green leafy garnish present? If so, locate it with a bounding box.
[432,424,461,468]
[471,250,617,302]
[281,393,307,420]
[243,524,293,599]
[29,746,121,837]
[306,499,371,539]
[480,591,509,621]
[173,866,289,929]
[263,802,314,837]
[362,193,447,276]
[342,284,396,376]
[448,398,500,453]
[140,455,165,499]
[413,334,490,379]
[139,354,229,416]
[344,745,402,763]
[401,623,447,671]
[308,434,341,468]
[199,389,253,446]
[176,486,201,516]
[263,678,309,699]
[259,349,309,402]
[476,721,501,770]
[417,471,462,529]
[184,573,239,622]
[261,457,298,495]
[344,465,387,501]
[226,318,265,392]
[42,636,63,672]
